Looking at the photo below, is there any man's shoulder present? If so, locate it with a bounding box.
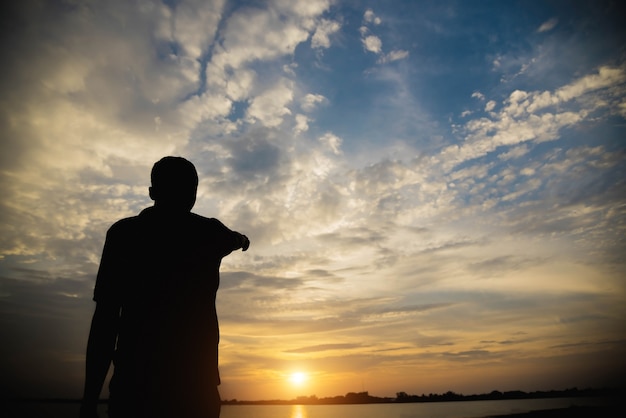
[106,209,228,234]
[107,212,145,234]
[108,207,164,229]
[188,212,223,228]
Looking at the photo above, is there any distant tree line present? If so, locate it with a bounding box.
[393,387,614,403]
[222,387,618,405]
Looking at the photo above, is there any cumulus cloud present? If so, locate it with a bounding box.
[359,8,408,65]
[294,114,310,133]
[173,0,225,59]
[301,93,328,112]
[319,132,342,155]
[364,9,381,25]
[246,80,294,127]
[472,91,486,101]
[225,69,256,101]
[205,0,332,88]
[311,18,341,49]
[362,35,383,54]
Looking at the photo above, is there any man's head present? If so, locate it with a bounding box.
[149,156,198,212]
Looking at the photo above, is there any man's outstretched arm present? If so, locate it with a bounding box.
[239,233,250,251]
[80,302,120,418]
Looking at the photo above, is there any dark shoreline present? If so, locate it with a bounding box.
[221,387,618,405]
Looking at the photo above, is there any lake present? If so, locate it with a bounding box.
[4,397,614,418]
[221,397,613,418]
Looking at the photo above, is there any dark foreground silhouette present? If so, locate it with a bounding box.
[81,157,249,418]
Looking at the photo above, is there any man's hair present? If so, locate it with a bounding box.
[151,156,198,189]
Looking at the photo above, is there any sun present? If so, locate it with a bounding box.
[289,371,308,386]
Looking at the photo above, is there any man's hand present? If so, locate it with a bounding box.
[81,303,119,418]
[241,235,250,251]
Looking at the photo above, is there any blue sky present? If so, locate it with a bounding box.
[1,0,625,401]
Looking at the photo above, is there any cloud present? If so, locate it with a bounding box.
[205,0,334,94]
[359,8,408,65]
[284,343,363,353]
[498,145,530,161]
[472,91,486,101]
[246,79,294,127]
[438,66,626,169]
[225,69,256,102]
[364,9,381,25]
[301,93,328,112]
[311,19,341,49]
[172,0,225,59]
[294,114,310,133]
[378,49,409,64]
[319,133,342,155]
[537,18,558,33]
[362,35,382,54]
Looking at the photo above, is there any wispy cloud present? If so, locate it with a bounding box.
[285,343,364,353]
[378,49,410,64]
[537,18,558,33]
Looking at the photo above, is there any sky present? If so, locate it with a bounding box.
[1,0,625,402]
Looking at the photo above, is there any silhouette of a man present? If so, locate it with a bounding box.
[81,156,249,418]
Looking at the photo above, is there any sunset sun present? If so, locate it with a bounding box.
[289,372,308,386]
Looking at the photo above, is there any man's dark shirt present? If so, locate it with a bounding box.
[94,206,243,415]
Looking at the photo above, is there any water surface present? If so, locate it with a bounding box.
[5,396,612,418]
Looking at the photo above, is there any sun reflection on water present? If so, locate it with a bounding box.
[290,404,308,418]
